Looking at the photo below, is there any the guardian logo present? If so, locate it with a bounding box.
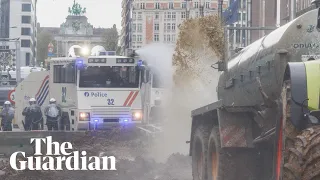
[10,136,116,171]
[84,92,107,97]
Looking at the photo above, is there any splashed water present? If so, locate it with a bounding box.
[136,43,174,88]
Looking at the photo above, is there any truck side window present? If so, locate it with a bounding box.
[53,65,75,83]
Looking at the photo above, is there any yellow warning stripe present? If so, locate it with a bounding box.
[304,61,320,110]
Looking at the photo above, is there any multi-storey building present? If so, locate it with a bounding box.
[227,0,250,50]
[120,0,133,55]
[0,0,37,66]
[250,0,314,44]
[121,0,228,51]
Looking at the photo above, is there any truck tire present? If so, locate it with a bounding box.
[280,80,320,180]
[192,125,210,180]
[207,126,260,180]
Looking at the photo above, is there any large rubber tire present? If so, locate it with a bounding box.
[280,80,320,180]
[207,126,260,180]
[192,125,210,180]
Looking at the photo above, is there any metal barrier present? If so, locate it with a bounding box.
[137,123,163,137]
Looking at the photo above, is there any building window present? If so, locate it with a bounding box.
[164,23,171,31]
[172,34,176,42]
[21,28,31,35]
[172,23,176,31]
[242,0,246,9]
[154,23,159,31]
[132,35,136,41]
[169,2,174,9]
[53,65,75,83]
[133,12,136,19]
[155,2,160,9]
[21,16,31,24]
[154,34,159,41]
[236,29,240,43]
[181,12,186,18]
[140,3,145,9]
[205,2,210,9]
[194,2,199,8]
[164,35,166,41]
[26,52,30,66]
[155,12,159,19]
[137,35,142,42]
[242,29,246,45]
[167,12,171,19]
[166,35,171,41]
[132,24,136,32]
[137,24,142,32]
[182,2,186,8]
[21,40,31,47]
[22,4,31,12]
[242,13,246,21]
[196,11,199,17]
[138,12,142,20]
[172,12,176,19]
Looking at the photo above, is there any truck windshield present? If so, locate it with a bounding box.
[79,66,140,88]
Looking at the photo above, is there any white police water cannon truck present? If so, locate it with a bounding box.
[13,46,165,131]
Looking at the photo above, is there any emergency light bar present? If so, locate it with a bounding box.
[137,60,143,66]
[88,58,107,63]
[116,58,135,64]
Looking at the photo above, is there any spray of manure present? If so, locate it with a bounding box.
[137,15,225,163]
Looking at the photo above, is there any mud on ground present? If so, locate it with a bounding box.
[0,128,192,180]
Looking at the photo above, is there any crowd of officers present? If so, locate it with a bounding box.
[0,98,62,131]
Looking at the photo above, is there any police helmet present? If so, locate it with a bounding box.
[29,98,36,102]
[49,98,56,103]
[4,101,11,105]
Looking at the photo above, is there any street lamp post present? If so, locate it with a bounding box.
[8,26,21,84]
[15,39,21,83]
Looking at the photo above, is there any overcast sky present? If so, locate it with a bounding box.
[37,0,122,29]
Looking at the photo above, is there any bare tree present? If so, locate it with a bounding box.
[36,29,55,64]
[102,24,119,52]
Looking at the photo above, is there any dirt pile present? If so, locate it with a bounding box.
[1,129,191,180]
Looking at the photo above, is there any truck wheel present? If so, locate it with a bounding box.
[279,80,301,180]
[192,125,210,180]
[207,126,260,180]
[207,127,220,180]
[279,80,320,180]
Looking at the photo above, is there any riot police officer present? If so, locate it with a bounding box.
[22,98,43,130]
[44,98,61,131]
[1,101,14,131]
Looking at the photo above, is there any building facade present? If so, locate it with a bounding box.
[249,0,314,44]
[40,16,105,58]
[120,0,228,52]
[0,0,37,66]
[120,0,133,55]
[227,0,250,51]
